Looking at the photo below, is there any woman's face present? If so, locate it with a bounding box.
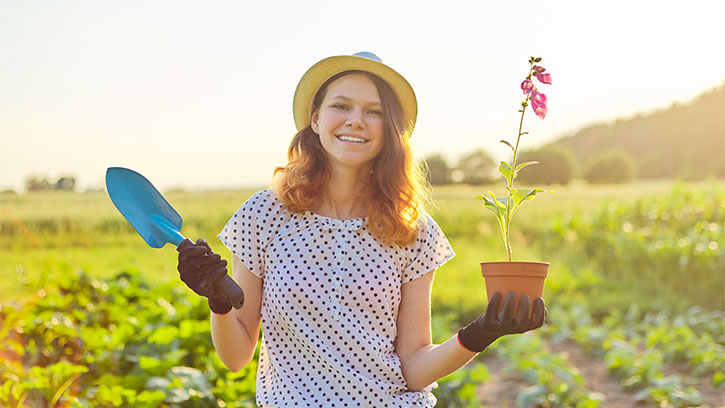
[311,73,385,172]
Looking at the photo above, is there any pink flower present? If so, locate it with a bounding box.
[532,90,547,106]
[533,65,546,74]
[536,73,552,84]
[521,79,534,95]
[531,90,548,119]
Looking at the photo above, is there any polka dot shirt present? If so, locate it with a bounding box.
[217,189,455,407]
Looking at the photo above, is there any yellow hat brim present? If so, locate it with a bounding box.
[293,54,417,136]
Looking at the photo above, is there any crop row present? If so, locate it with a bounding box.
[542,184,724,309]
[549,304,723,407]
[493,332,604,408]
[0,269,485,408]
[0,269,258,407]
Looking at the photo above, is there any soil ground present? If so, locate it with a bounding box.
[476,340,725,408]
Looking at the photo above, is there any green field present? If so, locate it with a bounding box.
[0,179,708,299]
[1,180,723,407]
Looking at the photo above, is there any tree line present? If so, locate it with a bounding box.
[426,82,724,186]
[546,82,724,180]
[423,145,635,186]
[24,175,77,192]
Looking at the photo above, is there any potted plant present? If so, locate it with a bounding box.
[475,56,553,316]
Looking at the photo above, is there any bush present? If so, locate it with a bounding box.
[516,147,576,185]
[455,149,496,185]
[583,149,637,183]
[423,154,453,185]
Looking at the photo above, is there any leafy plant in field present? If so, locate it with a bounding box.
[544,184,724,308]
[0,269,258,407]
[0,268,481,408]
[0,360,88,408]
[547,305,719,407]
[434,363,490,408]
[475,56,552,260]
[634,376,704,408]
[495,333,605,407]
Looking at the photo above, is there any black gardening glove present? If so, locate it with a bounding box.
[177,238,233,314]
[457,291,547,353]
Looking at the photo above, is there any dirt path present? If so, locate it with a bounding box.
[548,339,642,407]
[476,340,642,407]
[476,352,528,407]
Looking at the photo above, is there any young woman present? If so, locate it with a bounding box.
[177,52,546,407]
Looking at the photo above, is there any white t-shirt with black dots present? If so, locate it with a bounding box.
[218,189,455,408]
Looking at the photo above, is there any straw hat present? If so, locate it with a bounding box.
[292,51,417,136]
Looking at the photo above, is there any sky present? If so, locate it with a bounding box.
[1,0,723,192]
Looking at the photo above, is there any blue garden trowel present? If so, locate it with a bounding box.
[105,167,244,309]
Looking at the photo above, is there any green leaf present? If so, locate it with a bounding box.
[145,377,170,393]
[488,191,507,210]
[139,356,163,371]
[96,384,124,407]
[148,326,178,345]
[169,366,211,393]
[513,187,547,206]
[500,140,515,151]
[499,161,513,182]
[516,384,547,408]
[474,194,501,217]
[504,188,549,221]
[515,161,538,172]
[50,370,87,407]
[513,161,539,179]
[132,390,167,407]
[162,349,188,366]
[165,386,190,404]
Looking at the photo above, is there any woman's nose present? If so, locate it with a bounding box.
[346,108,364,129]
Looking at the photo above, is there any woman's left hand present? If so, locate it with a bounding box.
[457,291,547,353]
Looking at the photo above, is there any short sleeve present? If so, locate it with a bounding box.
[217,190,277,278]
[401,214,455,283]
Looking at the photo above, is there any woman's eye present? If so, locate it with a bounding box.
[368,110,383,117]
[332,103,349,110]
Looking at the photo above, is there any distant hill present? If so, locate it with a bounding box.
[545,82,725,180]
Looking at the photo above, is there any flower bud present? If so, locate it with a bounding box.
[536,73,552,84]
[520,79,534,95]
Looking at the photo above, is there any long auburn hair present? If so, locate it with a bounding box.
[274,71,430,246]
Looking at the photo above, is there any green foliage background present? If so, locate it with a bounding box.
[1,180,723,407]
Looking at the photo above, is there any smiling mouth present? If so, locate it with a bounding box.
[337,135,368,143]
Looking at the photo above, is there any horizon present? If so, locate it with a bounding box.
[6,82,724,195]
[4,83,721,194]
[2,1,724,193]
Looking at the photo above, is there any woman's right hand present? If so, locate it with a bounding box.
[457,291,546,353]
[177,238,233,314]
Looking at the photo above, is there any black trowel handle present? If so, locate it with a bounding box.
[177,239,245,309]
[215,273,245,309]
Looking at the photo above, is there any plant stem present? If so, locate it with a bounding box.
[512,97,529,182]
[505,60,534,261]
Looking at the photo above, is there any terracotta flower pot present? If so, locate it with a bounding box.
[480,261,549,318]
